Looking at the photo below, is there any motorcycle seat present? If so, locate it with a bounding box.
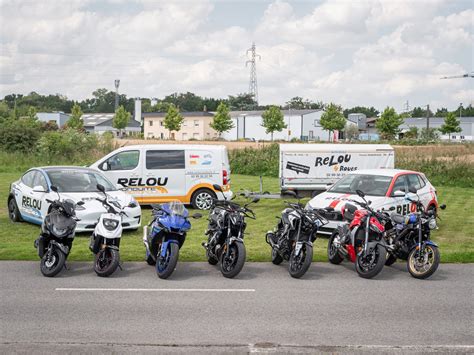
[391,213,405,224]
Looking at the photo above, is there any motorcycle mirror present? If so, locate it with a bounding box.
[77,201,85,206]
[50,185,58,192]
[213,184,223,192]
[408,186,418,194]
[282,190,297,198]
[439,204,446,210]
[97,184,106,193]
[356,189,365,198]
[368,200,372,205]
[192,213,202,219]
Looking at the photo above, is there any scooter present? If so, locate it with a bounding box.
[35,185,84,277]
[89,184,132,277]
[143,201,202,279]
[327,189,387,279]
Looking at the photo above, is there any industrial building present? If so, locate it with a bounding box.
[82,113,141,136]
[36,112,70,128]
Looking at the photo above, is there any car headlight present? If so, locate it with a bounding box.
[52,225,69,237]
[428,219,437,230]
[103,218,119,231]
[128,197,138,208]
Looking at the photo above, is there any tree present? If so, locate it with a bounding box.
[319,103,346,141]
[261,106,286,141]
[344,123,359,141]
[284,97,324,110]
[411,106,433,118]
[210,102,234,138]
[439,112,462,141]
[163,104,183,139]
[343,106,379,118]
[67,103,84,130]
[163,92,204,112]
[420,127,439,141]
[376,107,404,140]
[228,93,257,110]
[113,105,130,138]
[435,108,448,117]
[404,126,418,139]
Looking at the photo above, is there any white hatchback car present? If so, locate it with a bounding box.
[306,169,439,235]
[7,166,142,232]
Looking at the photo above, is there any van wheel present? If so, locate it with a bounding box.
[191,189,216,210]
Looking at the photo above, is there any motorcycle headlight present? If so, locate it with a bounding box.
[103,218,119,231]
[52,225,69,237]
[428,218,437,230]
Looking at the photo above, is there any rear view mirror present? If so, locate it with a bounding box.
[389,206,396,211]
[50,185,58,192]
[33,185,46,193]
[282,190,297,198]
[213,184,223,192]
[77,201,85,206]
[97,184,105,192]
[408,186,418,194]
[393,190,405,197]
[439,204,446,210]
[356,189,365,198]
[192,213,202,219]
[101,162,110,171]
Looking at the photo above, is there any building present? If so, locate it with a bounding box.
[222,109,339,141]
[82,113,141,136]
[143,112,218,140]
[400,117,473,141]
[36,112,70,128]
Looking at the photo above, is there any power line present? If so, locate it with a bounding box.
[246,42,261,105]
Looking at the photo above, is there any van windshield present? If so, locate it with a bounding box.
[46,170,117,193]
[329,174,392,196]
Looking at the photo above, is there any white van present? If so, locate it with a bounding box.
[90,145,232,209]
[280,144,394,197]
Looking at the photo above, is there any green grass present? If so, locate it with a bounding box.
[0,173,473,262]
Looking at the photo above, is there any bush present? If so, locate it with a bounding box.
[229,143,279,177]
[0,119,41,153]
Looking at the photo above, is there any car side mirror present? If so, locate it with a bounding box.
[356,189,365,198]
[408,186,417,194]
[389,206,396,211]
[50,185,58,192]
[33,185,46,193]
[101,162,110,171]
[77,201,85,206]
[192,213,202,219]
[213,184,223,192]
[97,184,105,192]
[439,204,446,210]
[393,190,405,197]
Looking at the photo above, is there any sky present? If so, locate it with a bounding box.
[0,0,473,111]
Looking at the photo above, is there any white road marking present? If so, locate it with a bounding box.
[55,288,255,292]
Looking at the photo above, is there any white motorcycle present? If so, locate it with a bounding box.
[89,184,132,277]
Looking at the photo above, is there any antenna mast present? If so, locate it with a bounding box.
[246,42,261,106]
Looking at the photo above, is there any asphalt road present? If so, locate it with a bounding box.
[1,261,473,354]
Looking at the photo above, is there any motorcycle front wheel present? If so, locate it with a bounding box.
[355,244,386,279]
[156,243,179,279]
[289,244,313,279]
[40,246,66,277]
[220,242,246,278]
[407,245,440,279]
[94,248,120,277]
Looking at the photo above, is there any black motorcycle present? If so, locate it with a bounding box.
[265,192,329,278]
[384,186,446,279]
[34,185,84,277]
[202,184,259,278]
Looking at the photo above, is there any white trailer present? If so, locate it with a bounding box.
[280,144,394,196]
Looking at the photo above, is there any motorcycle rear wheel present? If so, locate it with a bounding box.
[355,244,386,279]
[289,244,313,279]
[407,245,440,279]
[40,246,66,277]
[156,243,179,279]
[220,242,246,278]
[94,248,120,277]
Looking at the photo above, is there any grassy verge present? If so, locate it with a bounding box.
[0,173,472,262]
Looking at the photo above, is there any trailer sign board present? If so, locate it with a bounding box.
[280,144,394,195]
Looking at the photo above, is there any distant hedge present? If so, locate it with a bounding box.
[229,143,279,177]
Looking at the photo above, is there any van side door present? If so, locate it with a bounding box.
[97,149,142,197]
[143,149,186,202]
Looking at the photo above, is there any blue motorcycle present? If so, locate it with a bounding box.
[143,201,202,279]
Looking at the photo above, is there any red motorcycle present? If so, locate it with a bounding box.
[327,189,387,279]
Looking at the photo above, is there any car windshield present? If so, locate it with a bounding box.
[46,170,117,193]
[329,174,392,197]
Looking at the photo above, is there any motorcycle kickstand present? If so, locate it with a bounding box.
[63,262,69,271]
[118,262,123,271]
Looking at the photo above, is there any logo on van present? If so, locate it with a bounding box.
[315,154,351,167]
[117,177,169,193]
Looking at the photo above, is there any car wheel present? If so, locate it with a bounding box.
[191,188,216,210]
[8,197,22,222]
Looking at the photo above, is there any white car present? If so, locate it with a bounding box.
[7,166,141,232]
[306,169,439,235]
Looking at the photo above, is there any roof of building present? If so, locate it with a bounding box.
[82,113,140,128]
[143,111,214,118]
[229,109,321,118]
